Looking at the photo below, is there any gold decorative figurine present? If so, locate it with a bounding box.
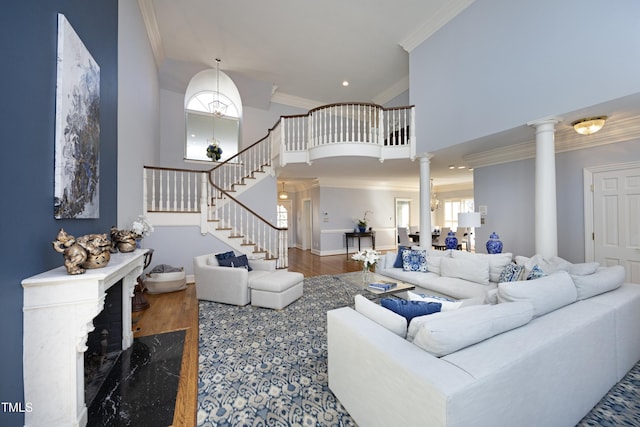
[52,229,111,275]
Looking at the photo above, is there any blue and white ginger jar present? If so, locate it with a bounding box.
[486,232,503,254]
[444,231,458,250]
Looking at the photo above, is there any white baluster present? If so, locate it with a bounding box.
[159,170,164,210]
[368,105,372,144]
[173,170,177,210]
[180,172,185,211]
[187,172,191,211]
[351,103,354,142]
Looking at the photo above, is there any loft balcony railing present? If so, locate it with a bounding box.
[274,103,415,165]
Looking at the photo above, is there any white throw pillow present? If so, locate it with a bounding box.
[354,294,408,338]
[206,255,220,266]
[515,254,570,278]
[382,252,397,269]
[407,291,463,311]
[568,262,600,276]
[410,302,534,357]
[497,270,577,317]
[440,257,490,286]
[572,265,625,300]
[453,251,513,283]
[427,256,443,275]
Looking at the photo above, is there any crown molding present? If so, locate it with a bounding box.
[270,91,323,111]
[137,0,165,68]
[316,177,419,192]
[372,75,410,105]
[400,0,476,52]
[464,115,640,169]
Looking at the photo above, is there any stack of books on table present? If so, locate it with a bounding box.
[368,282,397,291]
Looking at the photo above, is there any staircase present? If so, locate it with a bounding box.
[143,102,415,269]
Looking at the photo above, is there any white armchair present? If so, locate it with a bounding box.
[193,253,275,305]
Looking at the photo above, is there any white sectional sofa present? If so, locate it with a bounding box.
[328,262,640,427]
[376,248,513,300]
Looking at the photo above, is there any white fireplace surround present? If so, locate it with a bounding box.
[22,250,147,427]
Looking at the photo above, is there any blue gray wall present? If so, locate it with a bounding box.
[0,2,118,425]
[474,137,640,261]
[411,0,640,261]
[411,0,640,151]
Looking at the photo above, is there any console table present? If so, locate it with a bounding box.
[345,231,376,257]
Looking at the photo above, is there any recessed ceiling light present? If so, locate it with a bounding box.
[457,165,466,169]
[448,165,455,170]
[342,80,349,87]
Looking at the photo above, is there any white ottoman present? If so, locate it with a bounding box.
[249,270,304,309]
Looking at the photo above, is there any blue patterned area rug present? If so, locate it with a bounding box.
[197,274,640,427]
[577,361,640,426]
[197,274,359,426]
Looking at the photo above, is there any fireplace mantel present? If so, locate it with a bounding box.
[22,249,147,427]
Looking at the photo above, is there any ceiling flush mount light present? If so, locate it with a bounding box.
[209,58,228,117]
[278,182,289,200]
[571,116,607,135]
[342,80,349,87]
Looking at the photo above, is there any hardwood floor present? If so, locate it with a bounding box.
[131,248,364,426]
[131,284,199,427]
[286,248,365,276]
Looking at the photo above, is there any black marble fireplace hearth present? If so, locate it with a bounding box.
[87,329,186,427]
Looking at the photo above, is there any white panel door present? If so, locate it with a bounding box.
[593,167,640,283]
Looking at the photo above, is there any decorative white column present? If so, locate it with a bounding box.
[419,153,433,237]
[528,119,559,257]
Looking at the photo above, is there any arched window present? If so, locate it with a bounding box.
[184,67,242,162]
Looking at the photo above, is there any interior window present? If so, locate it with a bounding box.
[184,68,242,162]
[277,204,288,228]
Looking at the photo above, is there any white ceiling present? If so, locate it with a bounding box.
[141,0,640,192]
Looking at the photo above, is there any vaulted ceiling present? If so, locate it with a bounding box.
[139,0,640,191]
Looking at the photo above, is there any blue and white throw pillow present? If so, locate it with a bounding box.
[380,298,441,321]
[526,264,547,280]
[499,262,525,283]
[402,249,428,272]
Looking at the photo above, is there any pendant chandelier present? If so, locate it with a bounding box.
[278,182,289,200]
[209,58,228,117]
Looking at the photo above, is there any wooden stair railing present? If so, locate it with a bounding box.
[207,179,288,268]
[143,165,288,268]
[208,129,272,192]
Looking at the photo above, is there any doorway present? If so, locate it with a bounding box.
[277,200,294,248]
[395,198,411,244]
[585,161,640,283]
[301,199,312,251]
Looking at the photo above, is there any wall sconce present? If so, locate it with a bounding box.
[571,116,607,135]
